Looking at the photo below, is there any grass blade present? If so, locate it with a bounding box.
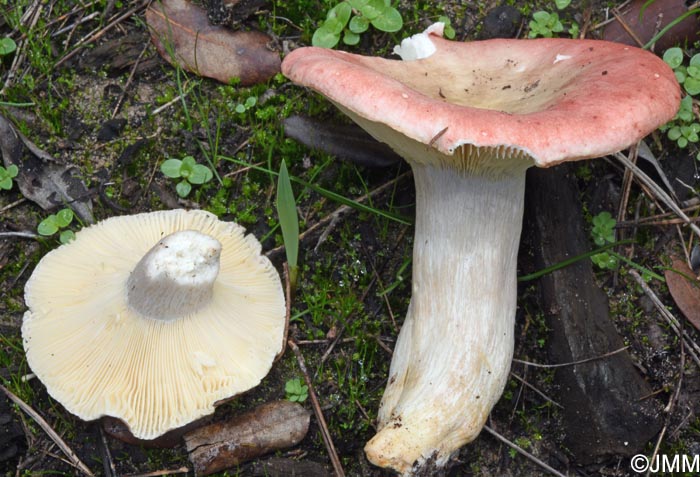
[277,160,299,286]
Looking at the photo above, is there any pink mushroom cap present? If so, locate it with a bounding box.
[282,30,680,167]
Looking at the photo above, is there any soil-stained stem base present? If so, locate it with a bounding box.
[365,164,527,474]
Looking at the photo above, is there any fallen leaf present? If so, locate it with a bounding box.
[146,0,280,86]
[665,258,700,331]
[603,0,700,51]
[0,114,93,224]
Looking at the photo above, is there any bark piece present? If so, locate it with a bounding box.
[282,115,402,168]
[146,0,280,86]
[524,164,662,463]
[665,258,700,331]
[245,457,330,477]
[184,400,310,476]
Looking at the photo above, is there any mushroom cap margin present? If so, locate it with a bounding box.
[282,35,680,167]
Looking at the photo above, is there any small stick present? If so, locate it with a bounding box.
[273,263,291,363]
[97,425,117,477]
[0,383,95,477]
[151,93,187,116]
[509,372,563,409]
[287,340,345,477]
[53,0,149,69]
[615,152,700,238]
[0,197,27,213]
[111,41,150,118]
[51,11,101,37]
[428,126,449,147]
[512,346,628,369]
[629,270,700,369]
[610,8,645,47]
[0,231,40,239]
[122,467,190,477]
[483,425,569,477]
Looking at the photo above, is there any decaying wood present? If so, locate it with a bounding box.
[282,115,402,168]
[245,457,330,477]
[184,400,310,477]
[524,164,662,463]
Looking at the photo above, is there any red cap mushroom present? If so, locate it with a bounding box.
[282,24,680,475]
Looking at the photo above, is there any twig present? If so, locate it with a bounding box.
[97,425,117,477]
[610,7,645,47]
[0,197,27,213]
[273,263,291,363]
[512,346,629,369]
[53,0,150,69]
[0,383,95,477]
[122,467,190,477]
[483,425,569,477]
[0,231,40,239]
[111,41,150,118]
[51,11,101,37]
[509,372,563,409]
[629,270,700,369]
[150,90,192,116]
[287,340,345,477]
[615,152,700,238]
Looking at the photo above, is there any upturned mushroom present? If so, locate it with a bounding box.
[22,209,286,440]
[282,24,680,474]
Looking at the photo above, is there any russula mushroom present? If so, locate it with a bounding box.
[282,24,680,474]
[22,209,286,440]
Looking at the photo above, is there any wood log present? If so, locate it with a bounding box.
[184,400,310,476]
[524,164,662,463]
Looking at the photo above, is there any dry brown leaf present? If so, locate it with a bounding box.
[0,114,94,224]
[146,0,280,86]
[665,258,700,331]
[603,0,700,51]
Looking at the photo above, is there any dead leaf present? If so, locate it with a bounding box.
[0,114,94,224]
[665,258,700,331]
[603,0,700,51]
[146,0,280,86]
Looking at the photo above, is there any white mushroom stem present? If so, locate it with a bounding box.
[364,160,529,474]
[127,230,222,320]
